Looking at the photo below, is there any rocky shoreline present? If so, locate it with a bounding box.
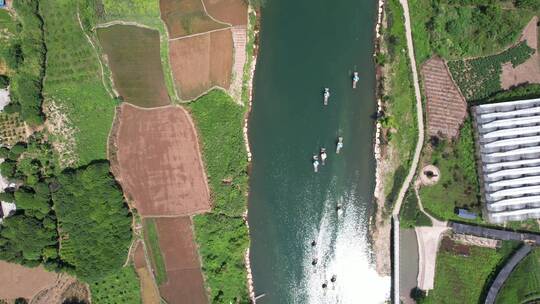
[242,7,259,303]
[371,0,393,277]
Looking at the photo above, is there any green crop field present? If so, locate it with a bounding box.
[448,42,535,101]
[496,248,540,304]
[142,218,167,286]
[0,113,27,147]
[41,0,117,166]
[97,24,170,108]
[99,0,178,102]
[420,240,520,304]
[90,266,142,304]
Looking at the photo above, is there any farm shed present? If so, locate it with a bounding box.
[473,98,540,223]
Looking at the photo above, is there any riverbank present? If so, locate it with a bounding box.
[371,0,419,276]
[242,7,259,303]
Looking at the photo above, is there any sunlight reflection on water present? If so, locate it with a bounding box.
[291,184,390,304]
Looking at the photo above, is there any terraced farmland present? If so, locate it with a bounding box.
[421,57,467,138]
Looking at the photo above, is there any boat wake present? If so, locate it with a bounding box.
[291,184,390,303]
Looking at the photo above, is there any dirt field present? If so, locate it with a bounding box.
[203,0,247,26]
[160,0,227,39]
[97,24,170,108]
[501,17,540,90]
[155,217,207,304]
[0,261,58,300]
[169,29,233,100]
[421,57,467,138]
[114,103,210,216]
[133,242,161,304]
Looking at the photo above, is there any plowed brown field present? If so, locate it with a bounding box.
[169,29,233,100]
[114,103,210,216]
[133,242,161,304]
[203,0,247,26]
[155,217,207,304]
[421,57,467,138]
[0,261,57,300]
[160,0,227,39]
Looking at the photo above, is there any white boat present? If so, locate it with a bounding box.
[320,148,327,165]
[352,72,359,89]
[313,155,319,172]
[336,136,343,154]
[323,88,330,106]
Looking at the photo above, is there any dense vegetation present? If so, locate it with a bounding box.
[142,218,167,286]
[53,162,132,282]
[419,120,480,221]
[0,135,132,284]
[448,42,535,101]
[89,266,142,304]
[380,0,418,206]
[485,83,540,104]
[496,248,540,304]
[5,0,45,126]
[399,189,431,228]
[189,90,250,303]
[419,240,520,304]
[409,0,539,63]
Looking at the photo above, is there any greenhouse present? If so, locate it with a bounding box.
[473,97,540,223]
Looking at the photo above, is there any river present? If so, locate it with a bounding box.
[247,0,390,302]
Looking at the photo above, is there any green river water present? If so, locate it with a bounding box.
[247,0,390,303]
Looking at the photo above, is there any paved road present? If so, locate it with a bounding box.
[484,244,532,304]
[392,0,425,217]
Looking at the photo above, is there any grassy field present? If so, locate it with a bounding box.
[41,0,117,166]
[97,24,170,108]
[408,0,539,63]
[399,189,432,228]
[420,240,520,304]
[419,120,480,222]
[188,89,249,303]
[90,266,142,304]
[448,41,535,101]
[496,248,540,304]
[99,0,179,102]
[381,0,418,206]
[142,218,167,286]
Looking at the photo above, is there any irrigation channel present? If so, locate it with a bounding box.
[247,0,390,302]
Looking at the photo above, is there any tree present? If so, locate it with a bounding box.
[53,162,132,282]
[0,214,57,261]
[0,75,9,89]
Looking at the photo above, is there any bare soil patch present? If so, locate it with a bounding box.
[203,0,247,26]
[160,0,227,39]
[0,261,57,300]
[421,57,467,138]
[114,103,210,217]
[501,17,540,90]
[169,29,233,100]
[155,217,207,304]
[97,24,170,108]
[133,242,161,304]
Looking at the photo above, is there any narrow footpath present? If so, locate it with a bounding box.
[392,0,425,302]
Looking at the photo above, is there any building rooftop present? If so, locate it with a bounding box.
[473,97,540,223]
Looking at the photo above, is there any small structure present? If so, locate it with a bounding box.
[456,208,477,220]
[0,0,5,8]
[420,164,440,186]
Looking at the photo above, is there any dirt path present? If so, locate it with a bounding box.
[392,0,425,218]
